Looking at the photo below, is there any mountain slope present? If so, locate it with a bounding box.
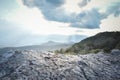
[0,50,120,80]
[65,32,120,54]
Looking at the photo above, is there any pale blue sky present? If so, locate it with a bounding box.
[0,0,19,18]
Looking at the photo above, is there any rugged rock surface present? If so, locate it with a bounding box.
[0,50,120,80]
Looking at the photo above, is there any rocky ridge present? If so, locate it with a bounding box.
[0,50,120,80]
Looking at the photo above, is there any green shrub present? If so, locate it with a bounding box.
[88,49,101,53]
[103,48,111,53]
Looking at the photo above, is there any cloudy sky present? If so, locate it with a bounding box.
[0,0,120,47]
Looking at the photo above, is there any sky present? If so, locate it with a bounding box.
[0,0,120,47]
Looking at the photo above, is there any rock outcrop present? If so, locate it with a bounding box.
[0,50,120,80]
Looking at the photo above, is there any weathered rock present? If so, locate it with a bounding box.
[0,50,120,80]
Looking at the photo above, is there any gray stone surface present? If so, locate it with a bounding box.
[0,50,120,80]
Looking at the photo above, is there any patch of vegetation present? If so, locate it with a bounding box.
[55,32,120,55]
[88,49,102,53]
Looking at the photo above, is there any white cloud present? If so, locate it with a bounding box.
[76,14,120,36]
[100,15,120,31]
[5,0,80,36]
[82,0,120,13]
[3,0,120,37]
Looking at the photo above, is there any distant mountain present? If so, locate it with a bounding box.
[0,34,86,47]
[0,41,74,53]
[19,41,74,51]
[64,31,120,54]
[41,41,62,46]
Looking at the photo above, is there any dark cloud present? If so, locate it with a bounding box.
[70,9,102,29]
[22,0,65,8]
[22,0,120,29]
[45,0,65,7]
[78,0,91,8]
[22,0,64,7]
[22,0,71,22]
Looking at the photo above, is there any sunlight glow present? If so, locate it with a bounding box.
[6,1,79,35]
